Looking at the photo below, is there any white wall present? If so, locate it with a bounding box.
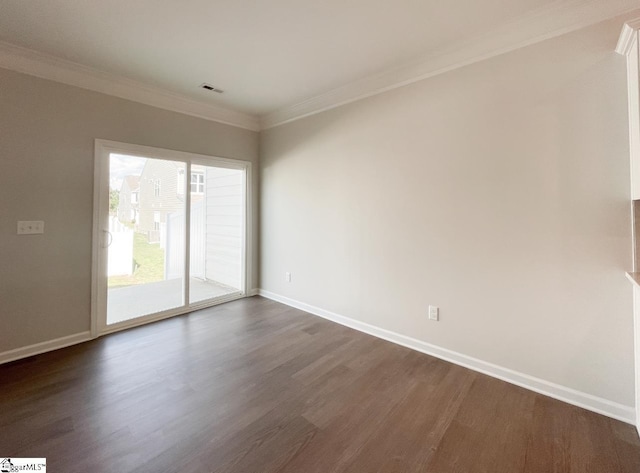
[260,16,635,407]
[0,67,259,353]
[634,285,640,428]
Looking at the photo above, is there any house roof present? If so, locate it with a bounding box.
[123,175,140,192]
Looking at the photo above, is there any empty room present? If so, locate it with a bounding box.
[3,1,640,472]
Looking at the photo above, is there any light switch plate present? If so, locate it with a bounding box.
[17,221,45,235]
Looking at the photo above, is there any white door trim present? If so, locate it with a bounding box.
[91,139,253,337]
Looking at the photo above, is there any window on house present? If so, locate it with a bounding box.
[177,170,203,195]
[191,172,205,194]
[153,211,160,231]
[154,179,161,197]
[131,191,138,204]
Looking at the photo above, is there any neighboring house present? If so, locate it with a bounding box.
[164,166,244,289]
[117,175,140,225]
[137,159,205,242]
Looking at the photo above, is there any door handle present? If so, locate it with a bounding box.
[104,230,113,248]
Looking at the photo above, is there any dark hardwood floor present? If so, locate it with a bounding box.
[1,296,639,472]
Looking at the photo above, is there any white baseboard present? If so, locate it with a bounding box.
[0,331,93,365]
[0,291,259,365]
[258,289,636,425]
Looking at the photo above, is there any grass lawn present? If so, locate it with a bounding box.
[108,233,165,288]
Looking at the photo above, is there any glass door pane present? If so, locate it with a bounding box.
[189,165,244,304]
[107,153,186,324]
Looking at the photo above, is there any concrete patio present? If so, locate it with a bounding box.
[107,277,240,324]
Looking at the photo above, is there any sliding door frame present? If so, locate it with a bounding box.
[91,139,253,337]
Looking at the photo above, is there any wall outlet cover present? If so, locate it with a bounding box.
[17,221,45,235]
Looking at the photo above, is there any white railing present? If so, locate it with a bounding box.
[107,216,134,276]
[165,201,205,280]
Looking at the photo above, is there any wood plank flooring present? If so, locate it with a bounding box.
[1,296,639,472]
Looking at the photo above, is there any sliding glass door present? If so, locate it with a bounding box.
[106,154,187,324]
[93,140,249,334]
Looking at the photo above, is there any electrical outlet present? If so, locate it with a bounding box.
[285,272,292,282]
[428,305,439,321]
[17,221,45,235]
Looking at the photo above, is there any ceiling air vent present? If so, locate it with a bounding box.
[200,83,224,93]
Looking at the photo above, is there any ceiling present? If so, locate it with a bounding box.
[0,0,638,129]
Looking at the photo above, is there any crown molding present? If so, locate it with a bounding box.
[0,41,260,132]
[261,0,640,130]
[616,17,640,55]
[1,1,638,132]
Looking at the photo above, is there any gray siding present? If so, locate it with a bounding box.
[204,167,243,289]
[138,159,186,241]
